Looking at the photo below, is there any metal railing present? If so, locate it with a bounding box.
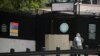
[0,47,100,56]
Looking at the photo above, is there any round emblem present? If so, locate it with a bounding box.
[59,23,69,33]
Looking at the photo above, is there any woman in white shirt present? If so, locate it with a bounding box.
[73,33,84,49]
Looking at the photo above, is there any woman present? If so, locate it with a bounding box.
[73,33,84,49]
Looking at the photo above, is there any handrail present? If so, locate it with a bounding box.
[0,49,100,56]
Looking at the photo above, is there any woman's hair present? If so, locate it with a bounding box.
[76,33,81,37]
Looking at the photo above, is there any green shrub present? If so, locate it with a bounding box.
[0,0,48,12]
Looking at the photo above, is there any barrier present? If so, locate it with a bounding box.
[0,47,100,56]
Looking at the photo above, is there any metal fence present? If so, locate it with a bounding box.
[0,47,100,56]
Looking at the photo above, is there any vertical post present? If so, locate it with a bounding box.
[77,0,80,15]
[10,48,15,56]
[90,0,93,4]
[56,47,60,56]
[85,45,88,56]
[41,47,46,56]
[74,0,77,15]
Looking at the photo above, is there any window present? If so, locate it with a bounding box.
[82,0,97,4]
[48,0,75,3]
[48,0,98,4]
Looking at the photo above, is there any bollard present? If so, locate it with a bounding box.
[56,47,60,56]
[10,48,15,56]
[10,48,15,53]
[41,47,46,56]
[85,45,88,56]
[26,48,31,53]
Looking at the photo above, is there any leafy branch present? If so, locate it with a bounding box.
[0,0,48,12]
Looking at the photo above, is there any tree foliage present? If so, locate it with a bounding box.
[0,0,48,12]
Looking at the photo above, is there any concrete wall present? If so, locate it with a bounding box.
[77,4,100,15]
[0,38,36,53]
[45,34,70,56]
[45,34,70,50]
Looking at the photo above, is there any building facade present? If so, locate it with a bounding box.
[48,0,100,4]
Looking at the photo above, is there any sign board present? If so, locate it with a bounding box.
[52,3,74,12]
[88,24,96,40]
[10,22,19,37]
[1,24,7,32]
